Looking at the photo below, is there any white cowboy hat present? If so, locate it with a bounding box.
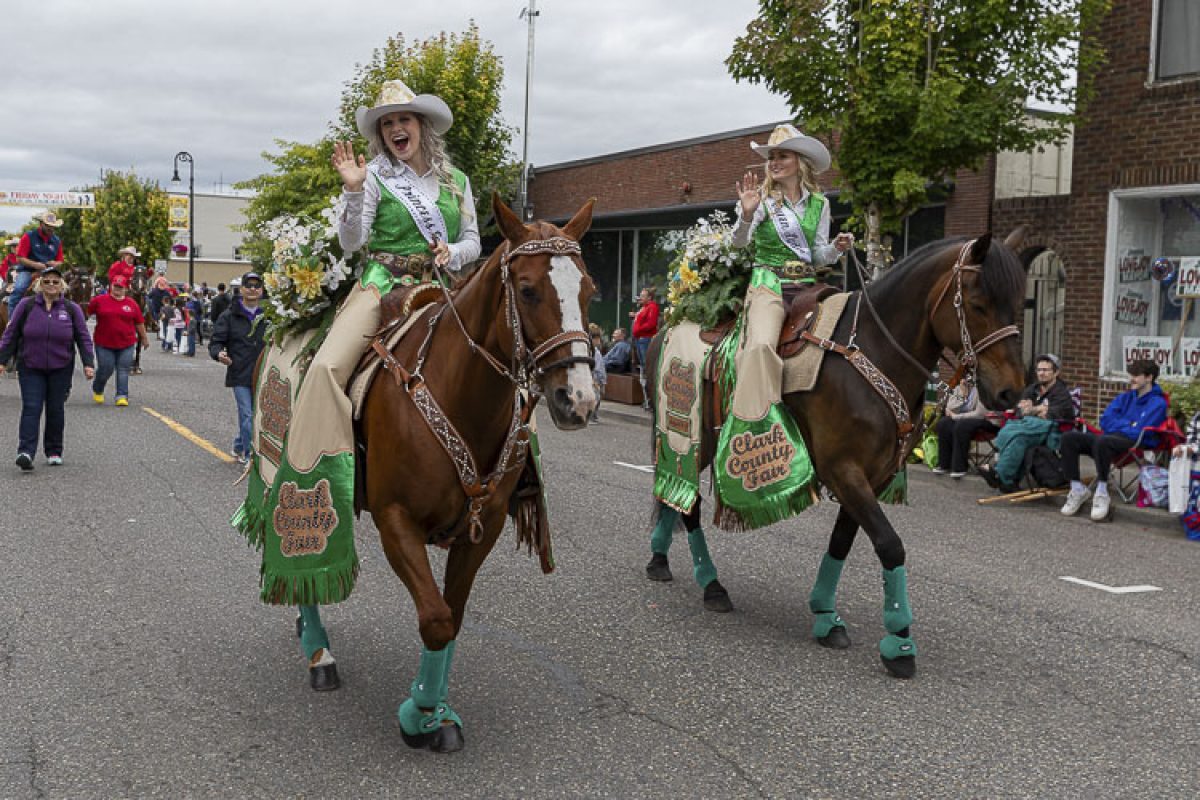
[34,210,65,228]
[750,124,832,173]
[355,79,453,141]
[118,246,141,257]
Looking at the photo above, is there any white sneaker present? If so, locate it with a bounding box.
[1061,486,1091,516]
[949,471,967,479]
[931,466,948,475]
[1090,492,1111,521]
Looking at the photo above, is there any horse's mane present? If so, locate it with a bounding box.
[868,235,1025,315]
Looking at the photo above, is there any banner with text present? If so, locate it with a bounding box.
[1176,256,1200,298]
[168,195,189,232]
[0,190,95,209]
[1119,250,1150,283]
[1180,338,1200,378]
[1114,288,1150,327]
[1122,336,1174,374]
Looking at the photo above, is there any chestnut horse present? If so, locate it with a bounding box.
[297,195,598,752]
[64,267,94,306]
[645,231,1028,679]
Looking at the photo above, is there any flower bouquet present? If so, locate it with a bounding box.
[258,197,363,347]
[665,210,755,329]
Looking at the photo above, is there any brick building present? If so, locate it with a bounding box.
[994,0,1200,416]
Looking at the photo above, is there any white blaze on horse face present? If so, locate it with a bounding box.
[548,255,597,413]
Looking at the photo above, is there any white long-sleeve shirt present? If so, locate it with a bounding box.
[730,189,838,267]
[338,160,481,273]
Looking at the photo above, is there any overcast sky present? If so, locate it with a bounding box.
[0,0,788,233]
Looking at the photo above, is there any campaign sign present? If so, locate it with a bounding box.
[1177,257,1200,298]
[1119,250,1150,283]
[1123,336,1173,372]
[1180,338,1200,378]
[1114,288,1150,326]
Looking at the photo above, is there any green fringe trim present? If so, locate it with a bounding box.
[877,469,908,505]
[230,461,269,550]
[654,467,699,515]
[710,315,743,419]
[260,560,360,606]
[714,483,819,532]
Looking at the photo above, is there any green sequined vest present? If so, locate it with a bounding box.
[751,193,825,267]
[368,168,467,256]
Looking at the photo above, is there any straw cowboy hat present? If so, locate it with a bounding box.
[4,237,18,247]
[34,210,64,228]
[355,79,453,141]
[118,246,141,257]
[750,124,832,173]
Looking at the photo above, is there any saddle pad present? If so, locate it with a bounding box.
[348,307,430,419]
[782,292,851,394]
[653,321,713,514]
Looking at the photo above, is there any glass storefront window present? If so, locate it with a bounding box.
[1104,189,1200,378]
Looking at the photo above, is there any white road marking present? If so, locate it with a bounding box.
[1058,576,1162,594]
[614,461,655,473]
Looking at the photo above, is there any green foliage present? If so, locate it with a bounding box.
[237,23,515,265]
[664,213,754,329]
[1161,379,1200,425]
[728,0,1111,242]
[54,171,172,277]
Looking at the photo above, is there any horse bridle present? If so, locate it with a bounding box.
[430,235,594,396]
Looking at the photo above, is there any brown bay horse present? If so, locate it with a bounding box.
[645,231,1029,679]
[64,267,94,306]
[296,195,598,752]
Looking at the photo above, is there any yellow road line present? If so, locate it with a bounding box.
[143,406,236,463]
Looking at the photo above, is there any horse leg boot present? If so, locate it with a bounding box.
[880,566,917,678]
[296,604,340,691]
[398,641,463,753]
[645,503,678,582]
[681,506,731,612]
[809,554,850,649]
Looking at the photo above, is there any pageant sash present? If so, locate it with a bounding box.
[369,157,448,245]
[767,197,812,263]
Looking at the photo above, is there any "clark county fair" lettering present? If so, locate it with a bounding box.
[723,423,795,492]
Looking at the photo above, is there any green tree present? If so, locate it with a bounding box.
[728,0,1110,273]
[56,171,173,278]
[238,23,516,267]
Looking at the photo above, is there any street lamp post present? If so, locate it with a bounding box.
[172,151,195,288]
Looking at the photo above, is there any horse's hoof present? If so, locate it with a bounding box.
[817,626,851,649]
[702,580,733,613]
[881,655,916,679]
[309,662,341,691]
[401,722,464,753]
[645,553,673,582]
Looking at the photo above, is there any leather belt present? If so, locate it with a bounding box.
[369,251,434,280]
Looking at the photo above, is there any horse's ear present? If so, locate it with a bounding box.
[492,192,528,243]
[561,198,596,242]
[968,233,993,265]
[1004,225,1030,252]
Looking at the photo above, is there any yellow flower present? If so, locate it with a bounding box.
[287,265,323,299]
[263,272,281,292]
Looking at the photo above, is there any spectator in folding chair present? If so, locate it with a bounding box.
[979,354,1074,493]
[932,382,997,479]
[1059,359,1168,521]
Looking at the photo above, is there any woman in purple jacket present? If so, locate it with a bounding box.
[0,266,95,469]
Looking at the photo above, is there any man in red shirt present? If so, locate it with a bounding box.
[629,286,660,372]
[108,246,139,287]
[86,275,149,406]
[10,211,65,314]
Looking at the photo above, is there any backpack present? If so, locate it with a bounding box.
[1024,445,1068,489]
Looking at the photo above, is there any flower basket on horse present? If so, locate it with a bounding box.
[646,224,1029,679]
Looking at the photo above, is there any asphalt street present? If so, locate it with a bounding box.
[1,343,1198,799]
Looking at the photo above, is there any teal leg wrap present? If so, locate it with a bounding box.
[298,604,330,660]
[880,566,917,660]
[810,555,847,638]
[686,528,718,588]
[650,506,679,555]
[397,643,462,736]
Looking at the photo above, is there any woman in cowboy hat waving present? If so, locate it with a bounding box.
[713,124,854,521]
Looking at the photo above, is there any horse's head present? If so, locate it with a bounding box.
[131,264,150,294]
[926,231,1029,411]
[493,193,598,430]
[64,267,92,302]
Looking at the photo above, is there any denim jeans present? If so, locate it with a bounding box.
[17,365,73,457]
[93,344,135,399]
[634,337,651,374]
[232,385,254,456]
[6,271,32,314]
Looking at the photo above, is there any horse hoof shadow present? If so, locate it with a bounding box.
[881,655,916,679]
[310,663,341,691]
[645,553,673,582]
[817,627,851,649]
[703,580,733,613]
[401,722,464,753]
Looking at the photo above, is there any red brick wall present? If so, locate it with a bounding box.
[991,0,1200,415]
[945,157,997,238]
